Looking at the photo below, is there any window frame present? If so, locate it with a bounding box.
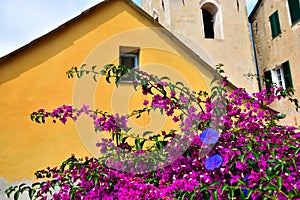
[272,67,285,88]
[199,0,224,40]
[119,46,140,83]
[202,8,215,39]
[265,61,293,90]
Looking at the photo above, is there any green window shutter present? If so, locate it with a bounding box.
[288,0,300,24]
[264,70,273,91]
[282,61,293,88]
[269,11,281,38]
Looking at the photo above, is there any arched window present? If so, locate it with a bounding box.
[200,0,223,39]
[202,8,214,38]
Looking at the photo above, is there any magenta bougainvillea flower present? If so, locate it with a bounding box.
[10,65,299,200]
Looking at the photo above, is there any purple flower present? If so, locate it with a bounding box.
[172,116,179,122]
[200,128,219,145]
[242,189,249,196]
[143,100,149,106]
[242,176,250,196]
[205,154,223,170]
[179,95,188,103]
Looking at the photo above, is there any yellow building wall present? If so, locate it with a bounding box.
[0,0,215,182]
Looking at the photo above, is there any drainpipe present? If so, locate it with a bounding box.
[249,22,262,92]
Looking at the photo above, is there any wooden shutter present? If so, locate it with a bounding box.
[288,0,300,24]
[282,61,293,88]
[264,70,273,91]
[269,11,281,38]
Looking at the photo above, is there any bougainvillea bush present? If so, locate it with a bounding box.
[6,64,300,200]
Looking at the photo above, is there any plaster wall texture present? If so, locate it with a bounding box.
[0,0,217,185]
[142,0,258,93]
[249,0,300,126]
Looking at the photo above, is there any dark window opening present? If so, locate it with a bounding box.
[202,9,214,39]
[119,46,140,82]
[264,70,273,92]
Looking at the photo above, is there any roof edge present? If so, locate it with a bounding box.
[248,0,263,22]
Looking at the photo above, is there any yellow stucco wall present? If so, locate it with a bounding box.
[0,0,215,181]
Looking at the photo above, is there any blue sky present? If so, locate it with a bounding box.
[0,0,257,57]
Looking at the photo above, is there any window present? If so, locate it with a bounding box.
[269,11,281,38]
[264,61,293,90]
[153,10,159,22]
[202,8,215,38]
[119,46,140,82]
[200,1,224,39]
[287,0,300,25]
[282,61,293,88]
[264,70,273,91]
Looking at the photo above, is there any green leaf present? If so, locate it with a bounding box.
[240,154,246,164]
[277,176,282,189]
[266,166,274,176]
[252,150,259,160]
[188,191,196,200]
[29,188,35,199]
[106,76,110,83]
[210,77,219,85]
[14,190,20,200]
[263,185,277,192]
[143,131,153,137]
[210,181,220,187]
[180,192,187,200]
[35,116,41,123]
[221,184,229,193]
[79,70,84,78]
[157,141,163,151]
[202,191,210,199]
[135,138,141,150]
[199,185,209,192]
[160,76,171,81]
[288,144,297,149]
[92,65,97,71]
[140,140,146,150]
[238,178,248,186]
[122,137,128,143]
[176,81,184,87]
[212,190,218,200]
[81,64,86,69]
[93,74,97,82]
[292,158,297,168]
[246,158,259,171]
[70,192,75,200]
[240,188,246,200]
[99,172,108,178]
[245,189,254,199]
[94,177,99,186]
[294,147,300,156]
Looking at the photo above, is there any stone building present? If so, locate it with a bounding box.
[142,0,258,93]
[249,0,300,126]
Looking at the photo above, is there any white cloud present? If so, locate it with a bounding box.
[0,0,102,57]
[0,0,142,57]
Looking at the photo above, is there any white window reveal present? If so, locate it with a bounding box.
[200,0,224,39]
[264,61,293,90]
